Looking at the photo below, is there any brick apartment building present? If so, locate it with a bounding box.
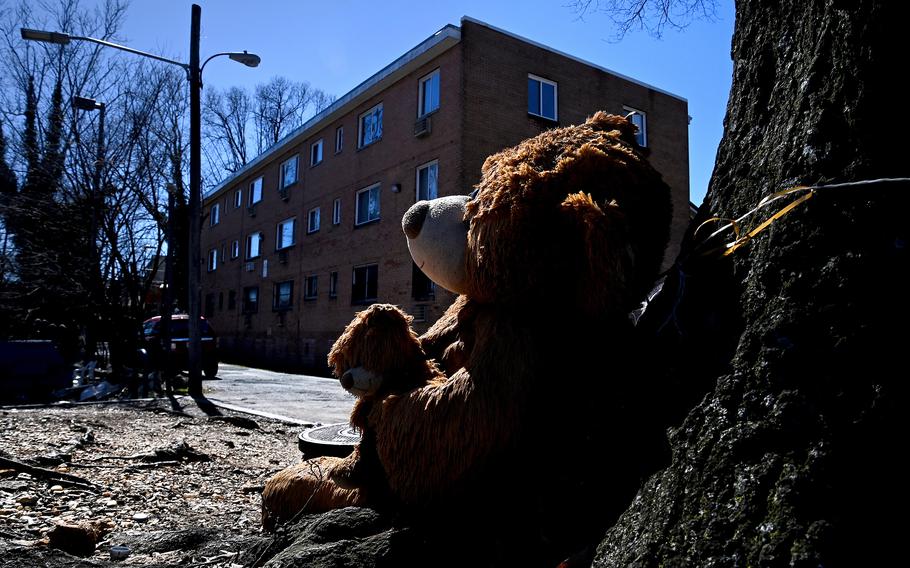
[200,16,689,372]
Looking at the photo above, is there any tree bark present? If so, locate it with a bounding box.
[595,0,910,566]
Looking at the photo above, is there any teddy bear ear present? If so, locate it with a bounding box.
[560,191,636,314]
[585,111,639,148]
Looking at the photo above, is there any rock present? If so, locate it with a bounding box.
[132,512,150,522]
[50,485,64,493]
[45,520,110,556]
[16,494,37,506]
[0,480,29,493]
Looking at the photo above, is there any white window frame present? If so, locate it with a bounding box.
[329,270,338,299]
[355,183,381,226]
[332,198,341,225]
[234,189,242,208]
[307,207,321,234]
[246,232,263,259]
[623,106,648,148]
[276,217,296,250]
[231,239,240,259]
[416,160,439,202]
[304,275,318,300]
[310,139,323,166]
[418,69,440,117]
[335,126,344,154]
[358,103,383,148]
[351,263,379,304]
[280,155,299,189]
[273,280,294,311]
[207,248,217,272]
[528,74,558,121]
[209,203,220,226]
[249,177,263,205]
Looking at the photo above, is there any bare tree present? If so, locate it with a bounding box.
[253,76,334,153]
[202,76,334,189]
[572,0,718,38]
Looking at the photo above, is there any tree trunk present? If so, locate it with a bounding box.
[594,0,909,566]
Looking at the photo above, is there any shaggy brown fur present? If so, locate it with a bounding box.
[260,457,366,531]
[262,113,671,559]
[262,304,444,528]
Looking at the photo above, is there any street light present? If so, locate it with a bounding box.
[22,4,259,396]
[72,95,105,363]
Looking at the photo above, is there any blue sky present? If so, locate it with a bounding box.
[90,0,734,205]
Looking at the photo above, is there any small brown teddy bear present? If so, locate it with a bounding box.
[326,303,445,494]
[260,304,442,530]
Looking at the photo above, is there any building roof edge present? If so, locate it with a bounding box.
[205,24,462,201]
[459,15,687,104]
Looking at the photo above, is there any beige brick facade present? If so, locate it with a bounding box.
[201,17,689,373]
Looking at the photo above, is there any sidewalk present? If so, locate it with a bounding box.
[202,363,355,425]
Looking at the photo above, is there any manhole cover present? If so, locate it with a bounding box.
[298,423,360,458]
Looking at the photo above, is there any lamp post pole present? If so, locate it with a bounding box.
[72,96,105,362]
[22,6,259,397]
[186,4,203,395]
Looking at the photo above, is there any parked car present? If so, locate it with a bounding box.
[141,315,219,378]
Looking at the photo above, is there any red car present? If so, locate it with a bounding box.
[141,315,219,378]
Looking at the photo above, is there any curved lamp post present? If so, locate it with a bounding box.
[23,4,259,396]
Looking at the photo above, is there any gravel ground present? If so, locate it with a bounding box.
[0,398,307,567]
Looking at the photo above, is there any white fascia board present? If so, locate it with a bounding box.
[460,16,687,104]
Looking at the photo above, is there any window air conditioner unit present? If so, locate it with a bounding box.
[247,205,256,217]
[245,261,256,272]
[414,116,432,138]
[279,188,289,201]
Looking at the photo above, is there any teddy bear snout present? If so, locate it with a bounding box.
[340,370,355,391]
[402,201,430,239]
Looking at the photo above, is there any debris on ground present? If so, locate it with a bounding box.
[0,398,302,566]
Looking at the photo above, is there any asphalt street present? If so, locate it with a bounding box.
[202,363,355,425]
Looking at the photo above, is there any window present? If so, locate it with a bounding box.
[207,249,218,272]
[210,203,220,226]
[307,207,321,233]
[246,232,263,259]
[242,286,259,313]
[273,280,293,311]
[332,198,341,225]
[234,189,242,208]
[310,139,323,166]
[218,292,224,311]
[329,271,338,299]
[228,290,236,310]
[412,262,435,300]
[304,275,318,300]
[355,184,380,225]
[280,155,298,188]
[276,218,296,249]
[358,104,383,148]
[204,293,215,318]
[249,177,263,205]
[231,240,240,259]
[416,160,438,201]
[623,106,648,147]
[335,126,344,154]
[528,74,558,121]
[352,264,378,305]
[418,69,440,117]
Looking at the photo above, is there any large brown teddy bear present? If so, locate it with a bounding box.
[262,112,671,562]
